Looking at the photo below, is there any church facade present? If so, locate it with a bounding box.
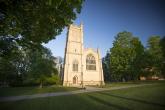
[63,24,104,86]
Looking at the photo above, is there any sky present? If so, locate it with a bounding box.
[44,0,165,58]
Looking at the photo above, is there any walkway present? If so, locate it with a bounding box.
[0,84,153,102]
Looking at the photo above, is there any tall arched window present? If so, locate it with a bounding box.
[86,54,96,70]
[72,60,78,71]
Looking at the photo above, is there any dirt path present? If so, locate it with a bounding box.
[0,84,153,102]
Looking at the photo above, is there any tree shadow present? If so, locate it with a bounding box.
[99,92,165,108]
[87,94,131,110]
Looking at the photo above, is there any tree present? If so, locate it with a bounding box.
[102,51,111,82]
[110,31,134,81]
[160,36,165,57]
[130,37,144,79]
[109,31,144,81]
[28,47,56,88]
[0,0,84,86]
[0,0,84,44]
[0,36,23,86]
[0,0,84,57]
[160,36,165,77]
[146,36,164,77]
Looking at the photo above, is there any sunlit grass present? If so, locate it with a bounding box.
[87,80,164,88]
[0,81,165,110]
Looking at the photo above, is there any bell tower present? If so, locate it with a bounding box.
[63,24,83,86]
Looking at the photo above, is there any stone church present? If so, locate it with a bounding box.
[63,24,104,86]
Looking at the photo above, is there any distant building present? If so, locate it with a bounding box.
[63,24,104,86]
[53,56,63,78]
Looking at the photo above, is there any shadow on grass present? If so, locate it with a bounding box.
[87,94,131,110]
[100,92,165,108]
[0,86,81,97]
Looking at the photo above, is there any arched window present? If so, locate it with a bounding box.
[86,54,96,70]
[72,60,78,71]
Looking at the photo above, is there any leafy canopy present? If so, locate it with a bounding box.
[0,0,84,45]
[0,0,84,86]
[109,31,144,81]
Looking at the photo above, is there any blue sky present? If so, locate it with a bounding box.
[43,0,165,58]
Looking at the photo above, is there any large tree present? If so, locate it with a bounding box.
[110,31,133,81]
[130,37,144,79]
[146,36,164,77]
[0,0,84,44]
[109,31,144,81]
[160,36,165,77]
[0,36,24,86]
[0,0,84,86]
[0,0,84,54]
[28,47,56,88]
[160,36,165,59]
[102,51,111,82]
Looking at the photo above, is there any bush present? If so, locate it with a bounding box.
[45,75,62,85]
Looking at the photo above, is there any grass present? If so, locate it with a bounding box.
[0,81,165,110]
[86,80,164,88]
[0,85,81,97]
[104,80,164,87]
[0,80,160,97]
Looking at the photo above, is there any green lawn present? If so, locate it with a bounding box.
[104,80,165,87]
[0,81,165,110]
[0,85,81,97]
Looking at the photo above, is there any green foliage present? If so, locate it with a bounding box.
[104,31,145,82]
[160,36,165,77]
[0,0,84,44]
[130,37,145,79]
[0,36,25,86]
[145,36,164,76]
[0,0,84,86]
[0,58,17,86]
[109,31,143,81]
[45,74,62,85]
[102,51,111,82]
[27,47,56,88]
[160,36,165,57]
[103,33,164,82]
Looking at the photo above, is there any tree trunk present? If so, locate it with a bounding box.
[40,80,43,88]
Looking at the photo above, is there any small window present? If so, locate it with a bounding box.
[73,60,78,71]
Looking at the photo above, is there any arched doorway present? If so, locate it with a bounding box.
[73,76,78,84]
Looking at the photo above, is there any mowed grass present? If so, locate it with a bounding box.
[0,80,161,97]
[0,81,165,110]
[0,85,81,97]
[104,80,165,87]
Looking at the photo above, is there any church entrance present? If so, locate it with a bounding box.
[73,76,78,84]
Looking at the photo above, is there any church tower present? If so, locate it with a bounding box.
[63,24,83,86]
[63,23,104,86]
